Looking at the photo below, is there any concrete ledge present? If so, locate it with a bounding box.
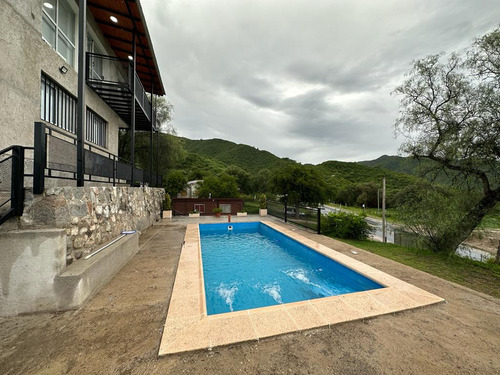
[55,232,140,310]
[0,228,66,316]
[0,229,140,316]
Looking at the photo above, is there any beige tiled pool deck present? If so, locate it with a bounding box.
[159,221,444,356]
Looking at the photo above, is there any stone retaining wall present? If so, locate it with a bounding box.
[17,186,164,264]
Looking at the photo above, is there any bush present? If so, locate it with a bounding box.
[259,194,267,209]
[163,193,172,210]
[321,212,372,240]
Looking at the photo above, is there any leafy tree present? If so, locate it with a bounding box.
[119,131,185,181]
[272,164,327,217]
[165,169,188,197]
[225,165,251,193]
[250,168,272,194]
[394,182,477,252]
[148,94,174,133]
[197,173,239,198]
[394,27,500,253]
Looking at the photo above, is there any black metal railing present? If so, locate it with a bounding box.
[267,200,321,234]
[134,72,152,118]
[86,53,153,127]
[0,145,26,225]
[33,122,162,194]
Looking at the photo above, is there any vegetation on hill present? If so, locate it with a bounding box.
[359,155,420,176]
[180,138,295,174]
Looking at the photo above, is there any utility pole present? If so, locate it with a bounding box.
[377,188,380,213]
[382,178,386,243]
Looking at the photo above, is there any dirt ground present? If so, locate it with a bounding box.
[1,220,499,375]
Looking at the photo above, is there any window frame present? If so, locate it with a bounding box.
[194,204,205,213]
[41,0,77,66]
[41,73,108,148]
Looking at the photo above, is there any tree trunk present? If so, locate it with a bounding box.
[438,189,499,254]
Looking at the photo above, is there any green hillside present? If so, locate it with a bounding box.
[179,137,295,173]
[358,155,420,175]
[316,160,419,192]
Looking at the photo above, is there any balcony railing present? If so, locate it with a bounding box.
[134,72,152,118]
[86,52,154,131]
[33,122,162,194]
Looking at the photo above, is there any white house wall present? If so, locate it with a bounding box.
[0,0,127,154]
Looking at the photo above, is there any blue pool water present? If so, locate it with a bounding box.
[200,222,384,315]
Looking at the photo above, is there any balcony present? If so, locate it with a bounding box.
[85,53,155,131]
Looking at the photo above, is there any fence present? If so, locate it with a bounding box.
[267,200,321,234]
[33,121,162,194]
[0,146,29,225]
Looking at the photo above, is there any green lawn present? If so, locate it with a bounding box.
[327,203,398,223]
[243,200,260,214]
[329,203,500,229]
[337,238,500,299]
[478,203,500,229]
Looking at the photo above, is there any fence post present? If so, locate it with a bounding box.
[11,146,25,217]
[33,122,46,194]
[317,207,321,234]
[284,200,288,223]
[112,155,116,186]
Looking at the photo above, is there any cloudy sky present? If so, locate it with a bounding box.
[142,0,499,164]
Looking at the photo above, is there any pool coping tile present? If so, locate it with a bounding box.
[159,221,445,356]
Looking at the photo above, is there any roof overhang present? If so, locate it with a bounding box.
[87,0,165,96]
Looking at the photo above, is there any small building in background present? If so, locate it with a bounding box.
[173,198,244,215]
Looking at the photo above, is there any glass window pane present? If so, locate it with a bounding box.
[42,13,56,47]
[42,0,56,22]
[57,34,74,66]
[58,0,75,42]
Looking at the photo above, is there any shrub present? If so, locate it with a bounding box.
[163,193,172,210]
[259,194,267,209]
[321,211,372,240]
[213,207,223,214]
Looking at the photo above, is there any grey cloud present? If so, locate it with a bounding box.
[142,0,500,163]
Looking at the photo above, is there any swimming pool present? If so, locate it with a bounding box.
[200,222,384,315]
[159,220,444,356]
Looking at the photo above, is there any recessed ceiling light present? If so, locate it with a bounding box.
[128,55,133,61]
[43,2,54,9]
[110,16,118,23]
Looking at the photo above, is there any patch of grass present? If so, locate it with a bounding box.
[328,204,398,223]
[243,200,260,214]
[337,238,500,299]
[478,203,500,229]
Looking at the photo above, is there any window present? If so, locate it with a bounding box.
[42,0,76,66]
[87,34,103,80]
[41,73,77,133]
[220,204,231,213]
[194,204,205,213]
[41,73,107,147]
[86,109,107,147]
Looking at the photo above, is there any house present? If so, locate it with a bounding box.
[177,180,202,198]
[0,0,168,316]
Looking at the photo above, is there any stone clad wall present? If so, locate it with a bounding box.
[18,186,164,264]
